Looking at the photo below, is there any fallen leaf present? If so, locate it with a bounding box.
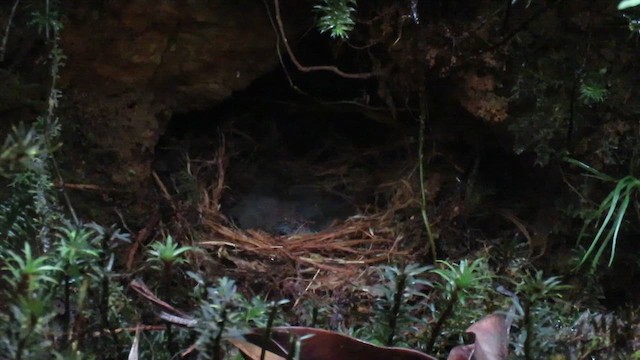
[230,327,437,360]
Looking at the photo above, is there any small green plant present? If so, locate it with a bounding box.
[147,231,195,347]
[194,277,288,359]
[514,271,570,359]
[426,258,493,354]
[147,235,194,270]
[28,0,64,39]
[3,242,60,294]
[314,0,357,39]
[1,242,61,359]
[565,157,640,268]
[54,223,104,349]
[0,124,50,177]
[56,224,101,273]
[579,82,607,105]
[364,263,432,346]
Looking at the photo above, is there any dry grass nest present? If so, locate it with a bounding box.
[176,140,426,294]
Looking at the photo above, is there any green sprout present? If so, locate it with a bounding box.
[147,235,194,269]
[3,242,60,294]
[56,224,101,274]
[579,82,607,104]
[314,0,357,39]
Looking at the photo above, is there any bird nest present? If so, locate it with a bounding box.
[170,138,426,294]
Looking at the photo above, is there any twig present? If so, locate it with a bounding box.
[130,279,191,318]
[212,132,227,206]
[92,324,165,337]
[293,268,321,308]
[125,211,160,271]
[418,89,437,259]
[273,0,373,79]
[55,182,122,192]
[262,0,307,94]
[152,170,176,211]
[0,0,20,62]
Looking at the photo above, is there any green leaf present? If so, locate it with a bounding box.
[577,174,640,268]
[618,0,640,10]
[563,157,615,182]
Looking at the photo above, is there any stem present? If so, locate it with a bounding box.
[523,300,532,360]
[213,307,227,360]
[425,287,458,353]
[261,303,279,360]
[45,0,50,39]
[16,334,26,360]
[17,306,38,360]
[286,335,299,360]
[0,0,21,62]
[311,306,318,327]
[99,232,119,353]
[44,27,80,227]
[418,89,437,259]
[386,272,407,346]
[166,323,175,356]
[62,272,71,349]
